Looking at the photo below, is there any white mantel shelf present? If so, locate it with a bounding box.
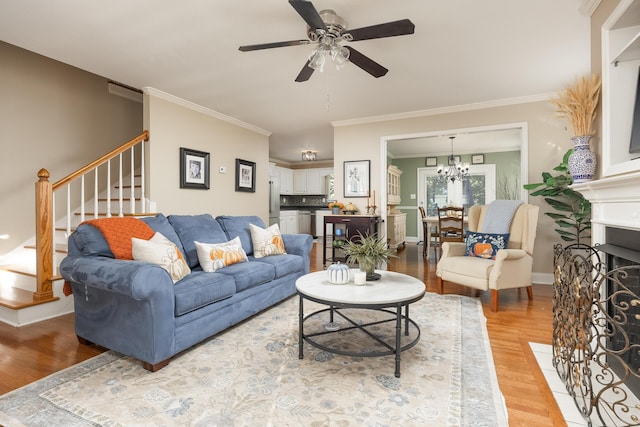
[572,171,640,234]
[572,171,640,203]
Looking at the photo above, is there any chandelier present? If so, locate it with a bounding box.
[437,136,469,183]
[308,36,350,72]
[302,150,318,161]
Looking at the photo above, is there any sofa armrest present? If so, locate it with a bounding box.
[60,256,176,365]
[282,233,313,273]
[60,256,175,301]
[441,241,467,259]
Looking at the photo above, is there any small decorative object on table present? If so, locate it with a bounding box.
[328,201,344,215]
[327,262,351,284]
[343,202,358,215]
[342,232,397,281]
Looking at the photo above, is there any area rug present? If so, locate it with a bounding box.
[0,292,507,426]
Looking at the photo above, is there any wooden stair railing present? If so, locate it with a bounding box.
[34,130,149,301]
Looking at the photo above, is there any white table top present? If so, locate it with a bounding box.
[296,269,425,305]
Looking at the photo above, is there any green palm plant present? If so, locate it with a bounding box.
[341,232,397,280]
[523,149,591,245]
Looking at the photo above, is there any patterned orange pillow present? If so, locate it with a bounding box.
[194,237,248,272]
[249,223,287,258]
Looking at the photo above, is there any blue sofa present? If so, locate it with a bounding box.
[60,214,313,371]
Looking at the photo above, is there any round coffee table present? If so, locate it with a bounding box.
[296,269,425,378]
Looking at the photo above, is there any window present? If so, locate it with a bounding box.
[418,164,496,217]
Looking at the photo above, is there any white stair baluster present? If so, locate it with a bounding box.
[130,146,135,214]
[118,153,123,217]
[140,143,146,213]
[94,168,99,219]
[106,159,112,218]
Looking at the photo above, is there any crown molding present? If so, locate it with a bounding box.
[331,93,554,128]
[579,0,601,16]
[142,87,271,137]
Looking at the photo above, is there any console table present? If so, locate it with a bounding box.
[322,215,381,266]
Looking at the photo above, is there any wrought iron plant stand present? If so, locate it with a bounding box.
[553,243,640,426]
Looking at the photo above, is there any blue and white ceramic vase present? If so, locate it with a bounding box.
[568,135,596,184]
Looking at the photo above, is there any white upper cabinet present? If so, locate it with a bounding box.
[276,167,293,195]
[292,168,333,195]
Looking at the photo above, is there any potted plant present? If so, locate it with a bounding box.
[551,74,601,183]
[524,149,591,246]
[328,201,344,214]
[341,232,397,280]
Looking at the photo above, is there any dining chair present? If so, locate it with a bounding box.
[438,207,464,244]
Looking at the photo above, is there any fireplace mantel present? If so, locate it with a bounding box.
[572,170,640,236]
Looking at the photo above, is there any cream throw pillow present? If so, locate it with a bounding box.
[195,237,248,272]
[131,232,191,283]
[249,223,287,258]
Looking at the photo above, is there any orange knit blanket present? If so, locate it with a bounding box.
[63,217,155,297]
[83,217,155,260]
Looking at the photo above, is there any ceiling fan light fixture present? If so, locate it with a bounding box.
[330,44,350,69]
[308,46,326,71]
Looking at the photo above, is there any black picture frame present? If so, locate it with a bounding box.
[344,160,370,198]
[425,157,438,167]
[471,154,485,165]
[235,158,256,192]
[180,147,210,190]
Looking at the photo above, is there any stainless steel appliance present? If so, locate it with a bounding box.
[269,176,280,226]
[297,210,311,235]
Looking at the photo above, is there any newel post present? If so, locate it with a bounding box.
[35,168,54,300]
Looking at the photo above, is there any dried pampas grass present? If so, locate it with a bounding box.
[551,74,601,136]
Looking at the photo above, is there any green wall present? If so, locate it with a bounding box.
[390,150,520,238]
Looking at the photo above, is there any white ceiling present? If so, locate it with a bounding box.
[0,1,591,164]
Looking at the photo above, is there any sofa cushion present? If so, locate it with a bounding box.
[132,232,191,283]
[69,223,114,258]
[194,237,248,272]
[168,214,229,268]
[216,215,266,256]
[252,254,303,279]
[214,260,275,293]
[141,214,186,257]
[173,271,236,316]
[250,223,287,258]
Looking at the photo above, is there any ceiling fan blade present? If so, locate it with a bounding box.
[347,19,415,41]
[239,40,310,52]
[295,60,315,82]
[288,0,327,32]
[345,46,388,78]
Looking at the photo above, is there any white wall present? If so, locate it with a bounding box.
[333,99,577,276]
[144,90,270,221]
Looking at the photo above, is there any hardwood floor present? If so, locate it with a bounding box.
[0,241,564,426]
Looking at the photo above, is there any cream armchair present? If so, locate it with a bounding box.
[436,203,539,312]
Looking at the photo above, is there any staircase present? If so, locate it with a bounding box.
[0,131,150,326]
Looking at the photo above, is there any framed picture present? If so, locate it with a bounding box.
[180,147,210,190]
[425,157,438,167]
[448,155,461,165]
[471,154,485,165]
[235,158,256,192]
[344,160,370,198]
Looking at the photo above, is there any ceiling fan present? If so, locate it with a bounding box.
[238,0,415,82]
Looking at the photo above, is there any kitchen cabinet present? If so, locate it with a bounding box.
[277,167,293,195]
[314,209,331,237]
[291,167,333,195]
[322,215,381,266]
[387,213,407,249]
[279,210,298,234]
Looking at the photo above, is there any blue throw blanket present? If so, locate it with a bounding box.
[481,200,523,234]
